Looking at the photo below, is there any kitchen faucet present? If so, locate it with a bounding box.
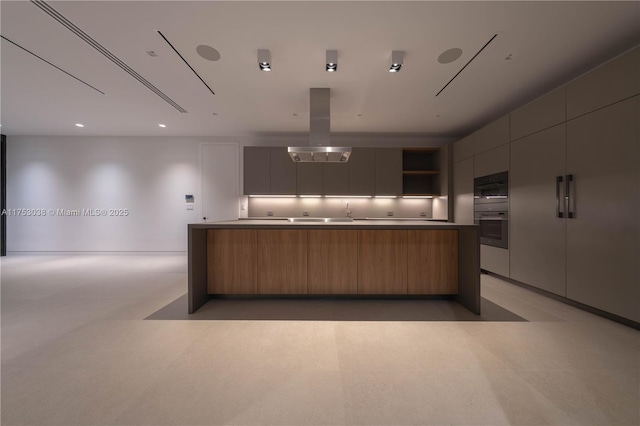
[346,202,352,218]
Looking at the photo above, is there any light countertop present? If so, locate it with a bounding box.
[189,219,477,230]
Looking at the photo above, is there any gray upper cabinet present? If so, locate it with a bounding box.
[566,96,639,322]
[566,46,639,120]
[474,115,509,155]
[243,147,270,195]
[323,163,349,195]
[348,148,376,195]
[270,147,297,194]
[511,87,566,141]
[297,163,323,195]
[375,148,403,195]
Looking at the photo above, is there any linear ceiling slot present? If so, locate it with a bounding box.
[1,35,105,95]
[436,34,498,97]
[157,31,215,96]
[30,0,187,113]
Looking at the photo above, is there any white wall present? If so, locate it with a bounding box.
[7,136,208,252]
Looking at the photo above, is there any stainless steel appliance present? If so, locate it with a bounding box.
[474,171,508,249]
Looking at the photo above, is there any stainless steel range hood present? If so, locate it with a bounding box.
[288,88,351,162]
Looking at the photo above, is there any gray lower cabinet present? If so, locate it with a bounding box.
[348,148,375,195]
[375,148,403,195]
[297,162,323,195]
[270,147,297,194]
[510,124,567,296]
[243,147,270,195]
[565,96,639,322]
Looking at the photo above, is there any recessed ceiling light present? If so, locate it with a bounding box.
[258,49,271,71]
[389,51,404,73]
[158,124,166,128]
[326,50,338,72]
[437,48,463,64]
[75,123,84,127]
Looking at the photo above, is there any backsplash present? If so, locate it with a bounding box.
[247,197,434,219]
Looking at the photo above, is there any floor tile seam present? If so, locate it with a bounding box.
[509,367,640,425]
[101,360,184,426]
[0,316,121,367]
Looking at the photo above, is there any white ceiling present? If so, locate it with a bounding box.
[1,1,639,138]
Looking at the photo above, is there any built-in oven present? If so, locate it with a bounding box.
[474,171,508,249]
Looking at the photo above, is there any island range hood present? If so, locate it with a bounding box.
[288,88,351,162]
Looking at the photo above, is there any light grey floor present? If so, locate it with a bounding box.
[1,255,638,426]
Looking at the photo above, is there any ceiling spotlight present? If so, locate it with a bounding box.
[158,124,166,128]
[326,50,338,72]
[75,123,84,127]
[258,49,271,71]
[389,50,404,73]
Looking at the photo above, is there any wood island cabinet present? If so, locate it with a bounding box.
[207,229,257,294]
[190,224,480,315]
[203,228,470,304]
[357,230,408,294]
[308,230,358,294]
[257,230,308,294]
[407,230,458,294]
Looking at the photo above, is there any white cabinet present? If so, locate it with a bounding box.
[565,96,639,322]
[474,115,509,155]
[566,46,639,120]
[453,134,474,162]
[474,144,509,178]
[453,157,474,224]
[511,87,566,141]
[510,124,567,296]
[481,245,509,277]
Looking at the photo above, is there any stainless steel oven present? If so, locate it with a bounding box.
[474,171,508,249]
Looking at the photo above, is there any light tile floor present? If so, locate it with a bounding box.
[1,255,638,425]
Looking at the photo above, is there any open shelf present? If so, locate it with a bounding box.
[402,148,440,195]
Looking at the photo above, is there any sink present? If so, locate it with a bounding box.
[287,217,354,223]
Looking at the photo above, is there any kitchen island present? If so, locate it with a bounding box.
[188,220,480,315]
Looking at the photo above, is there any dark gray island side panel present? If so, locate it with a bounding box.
[455,227,481,314]
[188,224,209,314]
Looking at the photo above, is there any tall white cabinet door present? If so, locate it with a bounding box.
[566,96,640,322]
[510,124,567,296]
[453,157,474,224]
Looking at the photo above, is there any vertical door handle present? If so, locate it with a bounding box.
[565,174,574,219]
[556,175,564,218]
